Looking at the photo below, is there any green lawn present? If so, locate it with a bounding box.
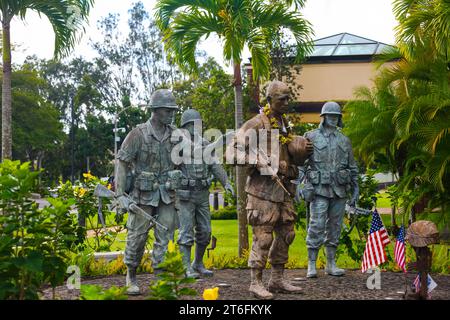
[87,216,448,274]
[376,190,392,208]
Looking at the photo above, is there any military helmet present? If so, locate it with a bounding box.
[320,101,342,116]
[180,109,202,127]
[149,89,178,109]
[406,220,440,247]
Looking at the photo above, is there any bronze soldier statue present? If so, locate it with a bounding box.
[226,80,312,299]
[115,89,181,295]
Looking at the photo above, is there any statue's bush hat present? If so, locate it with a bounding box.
[406,220,439,247]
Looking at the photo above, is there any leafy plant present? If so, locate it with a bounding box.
[56,172,124,252]
[80,284,128,300]
[146,241,197,300]
[211,206,237,220]
[0,160,78,299]
[337,171,379,262]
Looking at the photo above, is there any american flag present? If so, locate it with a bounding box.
[394,225,406,272]
[361,209,391,273]
[413,273,437,298]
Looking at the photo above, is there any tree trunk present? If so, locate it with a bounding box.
[2,19,13,160]
[391,205,396,226]
[233,60,249,256]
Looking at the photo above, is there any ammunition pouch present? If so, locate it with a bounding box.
[307,171,320,185]
[307,170,334,185]
[165,170,183,191]
[302,183,315,202]
[337,169,351,185]
[135,171,158,191]
[180,178,212,190]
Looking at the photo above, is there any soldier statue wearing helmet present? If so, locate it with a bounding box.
[115,88,182,295]
[226,80,313,299]
[299,101,359,278]
[175,109,234,278]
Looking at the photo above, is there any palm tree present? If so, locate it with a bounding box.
[393,0,450,62]
[345,36,450,224]
[0,0,94,160]
[155,0,313,256]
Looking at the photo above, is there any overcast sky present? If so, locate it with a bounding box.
[11,0,398,72]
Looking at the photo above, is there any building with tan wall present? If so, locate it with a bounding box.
[245,33,396,123]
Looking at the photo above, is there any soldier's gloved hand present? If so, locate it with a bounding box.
[116,194,134,213]
[224,182,235,197]
[349,190,359,208]
[295,185,303,203]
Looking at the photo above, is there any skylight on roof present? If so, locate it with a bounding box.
[309,33,393,57]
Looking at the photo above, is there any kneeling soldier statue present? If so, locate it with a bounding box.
[301,101,359,278]
[115,89,181,295]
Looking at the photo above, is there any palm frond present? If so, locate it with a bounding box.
[6,0,94,58]
[164,11,223,73]
[154,0,220,30]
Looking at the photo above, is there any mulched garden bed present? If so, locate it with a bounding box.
[41,268,450,300]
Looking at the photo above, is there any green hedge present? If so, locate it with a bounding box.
[211,206,237,220]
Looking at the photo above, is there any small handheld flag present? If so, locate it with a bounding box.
[394,225,406,272]
[361,209,390,273]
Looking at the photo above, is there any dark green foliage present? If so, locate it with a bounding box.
[294,200,307,230]
[337,171,379,262]
[0,160,78,300]
[147,242,197,300]
[211,206,237,220]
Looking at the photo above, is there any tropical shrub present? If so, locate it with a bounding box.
[0,160,78,299]
[56,172,125,251]
[147,241,197,300]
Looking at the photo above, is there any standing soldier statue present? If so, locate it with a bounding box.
[227,80,312,300]
[115,89,181,295]
[176,109,235,278]
[301,101,359,278]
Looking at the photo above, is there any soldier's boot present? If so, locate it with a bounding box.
[191,244,213,277]
[324,246,345,276]
[125,267,140,295]
[249,268,273,300]
[179,245,200,278]
[307,248,318,278]
[268,264,303,294]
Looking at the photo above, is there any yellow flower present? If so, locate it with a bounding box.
[83,171,95,180]
[167,240,175,253]
[78,188,87,197]
[107,183,112,190]
[218,9,227,19]
[262,104,271,116]
[203,287,219,300]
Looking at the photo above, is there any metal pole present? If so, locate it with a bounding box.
[114,113,118,182]
[70,96,75,183]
